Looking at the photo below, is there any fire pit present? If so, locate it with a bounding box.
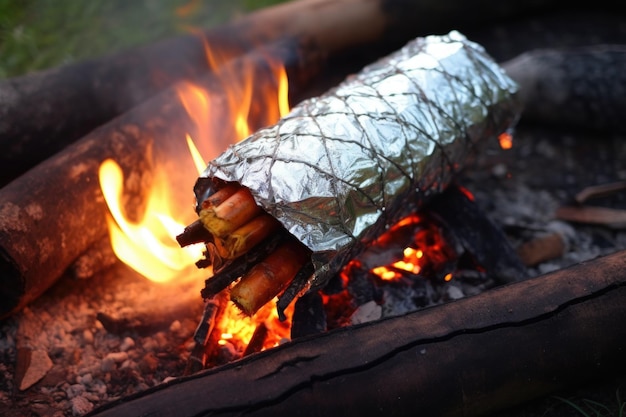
[1,1,626,416]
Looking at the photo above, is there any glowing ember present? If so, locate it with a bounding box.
[217,298,292,352]
[498,131,514,150]
[344,213,457,283]
[457,185,475,202]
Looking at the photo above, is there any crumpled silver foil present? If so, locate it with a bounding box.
[194,30,520,291]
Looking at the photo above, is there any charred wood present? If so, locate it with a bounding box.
[184,297,222,376]
[516,232,567,267]
[502,45,626,133]
[290,291,327,339]
[85,249,626,417]
[428,184,528,284]
[242,322,269,357]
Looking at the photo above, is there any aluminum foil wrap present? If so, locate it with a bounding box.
[194,30,520,291]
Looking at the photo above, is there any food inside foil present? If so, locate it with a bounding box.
[180,30,520,316]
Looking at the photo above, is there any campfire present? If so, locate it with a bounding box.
[1,1,626,417]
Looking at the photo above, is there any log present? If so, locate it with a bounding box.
[0,0,583,185]
[502,45,626,133]
[0,41,315,320]
[86,249,626,417]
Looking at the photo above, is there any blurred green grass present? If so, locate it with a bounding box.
[0,0,286,78]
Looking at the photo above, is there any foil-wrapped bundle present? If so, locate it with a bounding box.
[193,30,520,300]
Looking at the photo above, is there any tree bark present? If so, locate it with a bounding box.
[86,249,626,417]
[0,41,314,320]
[503,45,626,133]
[0,0,582,185]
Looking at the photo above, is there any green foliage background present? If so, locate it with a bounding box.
[0,0,286,78]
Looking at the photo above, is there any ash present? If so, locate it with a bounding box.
[466,125,626,276]
[0,265,204,417]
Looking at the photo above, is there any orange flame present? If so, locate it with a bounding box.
[99,159,205,283]
[98,35,292,354]
[356,213,456,282]
[217,298,292,353]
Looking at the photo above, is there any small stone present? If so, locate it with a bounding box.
[90,379,107,395]
[31,402,52,414]
[106,351,128,363]
[446,285,465,300]
[120,337,135,352]
[76,373,92,385]
[492,163,508,178]
[100,357,115,372]
[65,383,85,399]
[71,396,94,416]
[138,352,159,374]
[120,359,133,369]
[17,348,54,391]
[169,320,181,332]
[82,329,94,345]
[350,301,382,325]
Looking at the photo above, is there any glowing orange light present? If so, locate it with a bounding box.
[99,37,291,286]
[216,298,293,351]
[372,266,399,281]
[185,133,207,174]
[365,213,457,283]
[498,131,513,150]
[457,185,475,202]
[97,33,295,357]
[98,159,205,283]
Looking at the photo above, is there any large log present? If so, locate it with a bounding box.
[0,41,316,320]
[503,45,626,133]
[86,249,626,417]
[0,0,585,185]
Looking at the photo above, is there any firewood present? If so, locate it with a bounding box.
[516,232,567,267]
[556,205,626,229]
[0,42,314,321]
[214,213,282,260]
[0,0,580,185]
[184,297,222,376]
[242,322,270,357]
[574,181,626,204]
[502,45,626,133]
[175,220,214,248]
[85,249,626,417]
[200,232,287,299]
[200,183,240,209]
[230,240,311,316]
[199,186,262,238]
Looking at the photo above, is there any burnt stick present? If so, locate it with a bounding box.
[200,232,287,299]
[230,240,311,316]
